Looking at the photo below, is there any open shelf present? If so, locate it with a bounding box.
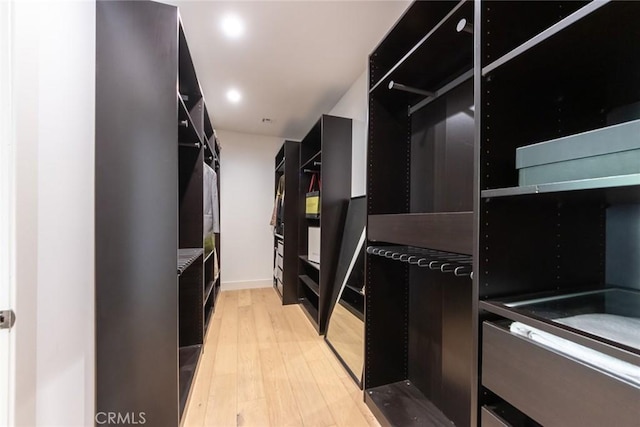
[204,280,214,305]
[481,174,640,204]
[368,212,473,255]
[367,245,472,277]
[370,0,473,113]
[299,274,320,297]
[275,157,285,173]
[365,381,454,427]
[178,344,202,417]
[178,24,202,110]
[299,297,319,331]
[299,255,320,271]
[177,248,203,275]
[300,151,322,170]
[482,1,609,76]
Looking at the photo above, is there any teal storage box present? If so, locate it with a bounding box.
[517,119,640,186]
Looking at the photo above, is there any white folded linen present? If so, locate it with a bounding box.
[510,316,640,387]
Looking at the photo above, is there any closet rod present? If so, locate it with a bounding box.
[408,68,473,116]
[456,18,473,34]
[388,80,435,97]
[179,142,201,148]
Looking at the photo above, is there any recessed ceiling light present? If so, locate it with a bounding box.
[226,88,241,104]
[221,14,244,39]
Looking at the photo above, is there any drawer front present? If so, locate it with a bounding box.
[276,278,283,295]
[277,253,283,269]
[481,407,510,427]
[277,241,284,256]
[482,322,640,427]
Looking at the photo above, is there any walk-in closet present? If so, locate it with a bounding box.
[4,1,638,426]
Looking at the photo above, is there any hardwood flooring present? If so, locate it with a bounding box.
[182,288,379,427]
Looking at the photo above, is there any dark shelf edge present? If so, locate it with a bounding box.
[368,212,473,255]
[204,280,215,304]
[299,297,320,333]
[203,249,214,263]
[365,381,453,427]
[275,158,285,172]
[178,344,203,420]
[299,255,321,271]
[481,1,610,76]
[369,0,469,93]
[299,274,320,297]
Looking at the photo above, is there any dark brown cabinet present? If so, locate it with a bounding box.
[297,115,352,334]
[364,1,475,426]
[273,140,301,305]
[365,1,640,426]
[96,1,220,424]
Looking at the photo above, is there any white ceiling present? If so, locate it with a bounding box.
[167,1,410,140]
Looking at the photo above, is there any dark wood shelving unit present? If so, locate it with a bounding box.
[365,1,475,426]
[272,140,300,304]
[297,115,352,334]
[96,3,221,424]
[476,2,640,426]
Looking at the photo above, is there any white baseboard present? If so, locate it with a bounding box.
[221,279,273,291]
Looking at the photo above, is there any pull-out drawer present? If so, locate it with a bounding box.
[482,321,640,426]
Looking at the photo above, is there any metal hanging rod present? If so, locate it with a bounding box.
[388,81,435,97]
[408,68,474,116]
[456,18,473,34]
[179,142,201,148]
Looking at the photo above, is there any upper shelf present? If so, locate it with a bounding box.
[179,23,202,110]
[481,1,589,69]
[369,1,453,88]
[482,1,608,76]
[481,174,640,205]
[369,0,473,113]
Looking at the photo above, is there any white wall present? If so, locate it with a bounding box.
[12,2,95,426]
[217,130,284,290]
[218,71,370,287]
[329,70,368,197]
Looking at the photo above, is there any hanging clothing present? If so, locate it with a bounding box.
[204,163,220,234]
[270,175,285,227]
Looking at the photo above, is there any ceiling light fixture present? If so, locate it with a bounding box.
[226,88,241,104]
[221,14,244,39]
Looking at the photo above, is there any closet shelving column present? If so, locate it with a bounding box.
[177,20,210,418]
[203,104,221,329]
[273,140,300,304]
[476,2,640,425]
[297,115,351,334]
[364,1,476,425]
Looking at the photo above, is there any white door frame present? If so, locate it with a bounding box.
[0,1,15,426]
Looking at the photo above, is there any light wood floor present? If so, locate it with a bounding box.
[183,287,380,427]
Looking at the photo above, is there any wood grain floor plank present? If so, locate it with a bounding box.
[184,288,378,427]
